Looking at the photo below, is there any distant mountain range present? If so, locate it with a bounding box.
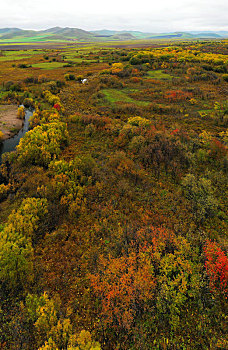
[0,27,227,42]
[92,30,228,40]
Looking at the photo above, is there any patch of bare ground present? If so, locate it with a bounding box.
[0,104,22,140]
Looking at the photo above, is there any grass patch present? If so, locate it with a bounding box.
[32,62,66,69]
[65,56,97,63]
[0,49,47,61]
[0,54,30,61]
[147,70,173,80]
[102,88,150,106]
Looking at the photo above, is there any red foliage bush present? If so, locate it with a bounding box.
[53,103,61,111]
[204,240,228,297]
[164,90,193,101]
[130,77,141,83]
[209,139,227,160]
[171,128,180,135]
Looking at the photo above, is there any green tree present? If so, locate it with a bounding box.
[25,293,101,350]
[16,122,69,167]
[0,198,48,291]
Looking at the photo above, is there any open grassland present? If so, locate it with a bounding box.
[0,34,62,43]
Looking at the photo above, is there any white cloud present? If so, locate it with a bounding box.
[0,0,228,31]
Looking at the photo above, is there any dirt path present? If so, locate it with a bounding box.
[0,104,23,140]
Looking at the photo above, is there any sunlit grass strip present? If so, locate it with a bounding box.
[32,62,66,69]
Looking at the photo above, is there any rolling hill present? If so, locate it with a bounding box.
[0,27,227,42]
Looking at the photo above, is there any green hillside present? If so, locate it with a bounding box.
[0,27,226,43]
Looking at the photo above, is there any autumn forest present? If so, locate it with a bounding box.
[0,39,227,349]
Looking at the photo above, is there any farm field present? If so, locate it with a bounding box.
[0,39,227,349]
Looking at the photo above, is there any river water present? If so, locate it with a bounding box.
[0,108,33,163]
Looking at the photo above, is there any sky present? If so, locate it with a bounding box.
[1,0,228,32]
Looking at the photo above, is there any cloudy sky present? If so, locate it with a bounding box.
[1,0,228,32]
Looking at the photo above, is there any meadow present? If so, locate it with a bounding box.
[0,39,227,349]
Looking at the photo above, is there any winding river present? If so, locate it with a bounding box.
[0,108,33,163]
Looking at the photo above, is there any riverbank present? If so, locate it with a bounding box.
[0,107,33,162]
[0,104,22,140]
